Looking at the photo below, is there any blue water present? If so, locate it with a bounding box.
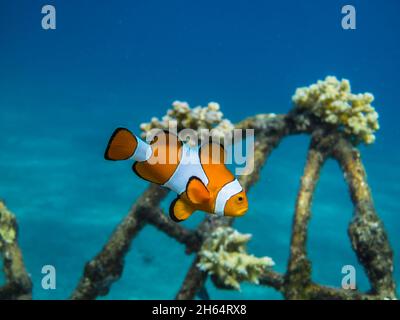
[0,0,399,299]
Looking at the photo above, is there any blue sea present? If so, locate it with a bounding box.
[0,0,399,299]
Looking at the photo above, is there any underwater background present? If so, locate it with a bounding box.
[0,0,399,299]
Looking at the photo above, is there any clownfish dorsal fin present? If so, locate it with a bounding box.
[199,142,226,165]
[105,128,137,161]
[169,197,195,222]
[200,141,234,184]
[186,177,210,205]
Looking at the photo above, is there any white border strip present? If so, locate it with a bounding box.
[131,136,152,162]
[214,179,242,216]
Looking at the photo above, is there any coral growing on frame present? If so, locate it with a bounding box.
[1,77,396,300]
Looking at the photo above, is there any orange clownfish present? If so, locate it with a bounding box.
[104,128,248,222]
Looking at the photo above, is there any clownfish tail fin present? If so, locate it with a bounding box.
[104,128,137,161]
[105,128,152,162]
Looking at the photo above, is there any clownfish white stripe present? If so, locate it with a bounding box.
[214,179,242,216]
[130,136,153,162]
[163,144,209,194]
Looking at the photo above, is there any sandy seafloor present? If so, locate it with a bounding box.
[0,0,399,299]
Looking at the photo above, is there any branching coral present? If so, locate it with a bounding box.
[140,101,235,144]
[292,76,379,144]
[0,202,16,246]
[197,227,274,290]
[0,201,32,299]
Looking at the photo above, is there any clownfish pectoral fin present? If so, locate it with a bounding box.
[104,128,137,161]
[169,197,195,222]
[186,177,210,205]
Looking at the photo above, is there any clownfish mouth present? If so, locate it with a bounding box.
[235,207,248,216]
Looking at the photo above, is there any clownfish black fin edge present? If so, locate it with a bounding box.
[169,197,195,222]
[104,127,137,161]
[169,197,183,222]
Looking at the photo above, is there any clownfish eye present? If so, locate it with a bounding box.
[238,196,243,202]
